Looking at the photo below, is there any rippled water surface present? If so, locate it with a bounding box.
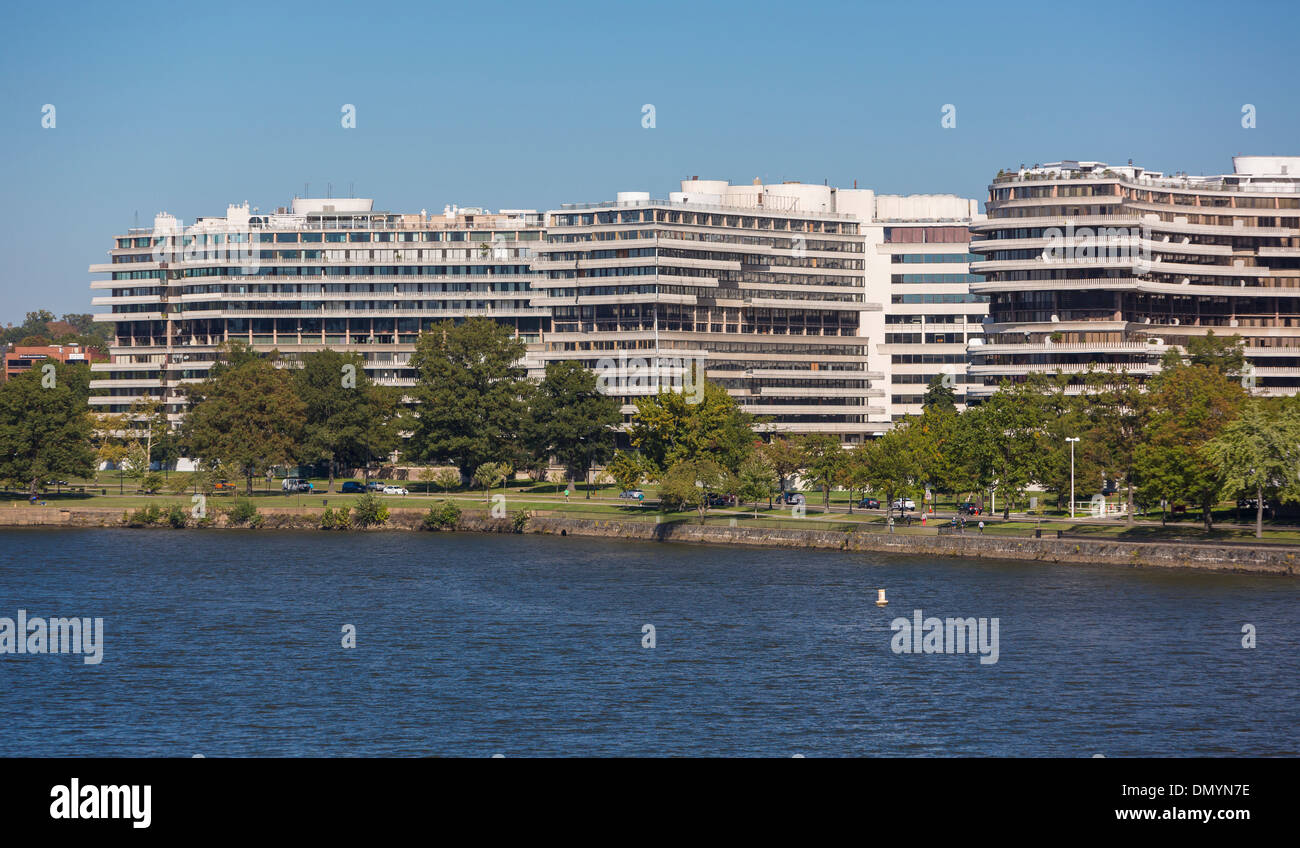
[0,529,1295,756]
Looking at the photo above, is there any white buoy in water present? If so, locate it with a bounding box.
[875,588,888,607]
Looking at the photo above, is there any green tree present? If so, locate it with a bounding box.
[922,374,958,412]
[0,310,55,346]
[657,458,731,522]
[911,399,966,501]
[1076,369,1145,523]
[0,364,96,496]
[473,461,512,500]
[757,436,806,494]
[734,453,778,517]
[838,444,872,511]
[607,450,653,493]
[860,425,921,515]
[799,434,843,508]
[182,358,306,495]
[955,380,1046,518]
[124,396,170,475]
[1200,400,1300,538]
[1135,363,1246,528]
[408,319,533,478]
[293,350,401,492]
[433,468,461,492]
[629,377,754,474]
[1162,330,1246,376]
[525,360,621,498]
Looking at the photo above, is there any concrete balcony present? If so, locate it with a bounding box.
[971,341,1170,355]
[968,362,1160,376]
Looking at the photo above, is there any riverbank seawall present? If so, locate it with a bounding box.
[1,505,1295,576]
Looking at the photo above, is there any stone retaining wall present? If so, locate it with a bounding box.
[0,506,1293,575]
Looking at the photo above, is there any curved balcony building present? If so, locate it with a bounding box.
[969,157,1300,396]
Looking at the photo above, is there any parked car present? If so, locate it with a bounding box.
[1237,498,1274,517]
[618,490,645,500]
[957,502,982,515]
[213,480,237,492]
[340,481,367,493]
[891,498,916,511]
[778,492,806,505]
[282,478,313,493]
[858,497,881,509]
[382,485,409,495]
[367,481,386,492]
[706,493,736,507]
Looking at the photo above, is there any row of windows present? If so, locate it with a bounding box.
[118,231,541,250]
[882,226,970,244]
[883,333,980,344]
[892,274,984,284]
[890,253,979,263]
[885,314,973,324]
[552,210,858,235]
[892,293,990,304]
[891,353,969,364]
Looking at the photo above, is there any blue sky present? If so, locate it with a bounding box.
[1,0,1296,319]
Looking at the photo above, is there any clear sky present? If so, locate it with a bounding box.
[1,0,1296,319]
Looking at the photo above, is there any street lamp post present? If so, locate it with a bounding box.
[1065,437,1080,519]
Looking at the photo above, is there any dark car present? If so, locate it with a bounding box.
[706,493,736,507]
[1237,498,1274,517]
[957,502,982,515]
[340,481,366,493]
[858,497,881,509]
[777,492,806,505]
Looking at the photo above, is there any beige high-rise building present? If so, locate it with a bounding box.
[536,179,885,443]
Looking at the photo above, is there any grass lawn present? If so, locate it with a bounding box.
[8,478,1300,545]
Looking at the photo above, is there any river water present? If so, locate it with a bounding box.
[0,529,1294,757]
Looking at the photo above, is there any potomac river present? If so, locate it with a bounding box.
[0,528,1295,757]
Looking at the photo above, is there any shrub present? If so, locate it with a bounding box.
[226,498,261,527]
[127,505,164,527]
[166,503,188,528]
[421,499,461,531]
[351,492,389,528]
[319,506,352,530]
[511,509,531,534]
[140,472,164,494]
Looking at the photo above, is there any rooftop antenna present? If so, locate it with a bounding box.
[305,182,309,197]
[349,181,354,198]
[327,182,332,199]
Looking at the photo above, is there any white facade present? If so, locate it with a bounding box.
[864,195,985,423]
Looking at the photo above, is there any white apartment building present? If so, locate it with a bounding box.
[89,182,984,440]
[863,195,986,421]
[89,198,547,424]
